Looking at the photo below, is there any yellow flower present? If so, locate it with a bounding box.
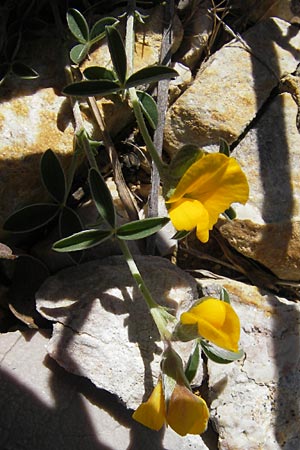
[165,152,249,243]
[132,379,209,436]
[180,297,240,352]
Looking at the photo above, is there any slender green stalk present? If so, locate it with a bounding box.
[125,1,167,179]
[129,87,167,178]
[117,238,173,340]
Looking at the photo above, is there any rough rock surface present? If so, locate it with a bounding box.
[0,330,210,450]
[36,256,201,410]
[164,17,300,155]
[219,93,300,280]
[197,276,300,450]
[0,6,183,233]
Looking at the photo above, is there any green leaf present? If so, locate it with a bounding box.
[171,230,191,240]
[220,287,231,304]
[219,138,231,156]
[105,25,127,85]
[200,340,244,364]
[223,206,236,220]
[63,80,121,97]
[59,206,83,238]
[90,17,119,44]
[83,66,116,81]
[70,43,90,64]
[40,149,66,204]
[185,342,200,383]
[116,217,169,240]
[0,63,11,84]
[89,168,116,227]
[126,66,178,88]
[136,90,158,129]
[11,62,39,79]
[67,8,89,43]
[3,204,59,233]
[53,228,113,252]
[59,206,84,263]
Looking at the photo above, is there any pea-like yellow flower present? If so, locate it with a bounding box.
[165,153,249,243]
[180,297,240,352]
[132,379,209,436]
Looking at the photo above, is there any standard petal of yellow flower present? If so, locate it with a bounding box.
[166,384,209,436]
[168,198,209,239]
[166,153,249,242]
[132,380,166,431]
[180,298,240,352]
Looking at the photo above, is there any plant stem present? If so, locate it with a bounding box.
[117,237,173,340]
[125,0,167,179]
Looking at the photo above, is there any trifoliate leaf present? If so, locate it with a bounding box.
[70,43,90,64]
[53,228,113,252]
[89,168,116,228]
[105,25,127,86]
[126,66,178,88]
[63,80,121,96]
[200,340,244,364]
[136,90,158,129]
[90,17,119,44]
[67,8,89,43]
[3,204,59,233]
[40,149,66,204]
[116,217,169,240]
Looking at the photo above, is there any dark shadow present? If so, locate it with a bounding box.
[37,256,184,450]
[243,18,300,448]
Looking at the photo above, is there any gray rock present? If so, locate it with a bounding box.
[197,277,300,450]
[219,93,300,280]
[36,256,201,410]
[0,330,209,450]
[164,17,300,156]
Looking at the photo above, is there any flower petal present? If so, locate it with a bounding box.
[166,384,209,436]
[132,380,166,431]
[168,198,209,235]
[180,298,240,352]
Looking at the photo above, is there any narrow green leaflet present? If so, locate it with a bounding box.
[200,340,244,364]
[184,342,200,383]
[126,66,178,88]
[219,138,231,156]
[89,168,116,228]
[40,149,66,204]
[116,217,169,240]
[83,66,116,81]
[136,90,158,129]
[53,228,113,252]
[11,62,39,79]
[171,230,191,240]
[3,204,59,233]
[105,25,127,86]
[90,17,119,44]
[70,43,90,64]
[220,287,231,304]
[67,8,89,43]
[223,206,236,220]
[63,80,121,97]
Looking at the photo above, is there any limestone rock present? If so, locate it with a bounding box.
[0,330,209,450]
[177,0,214,70]
[36,256,201,410]
[197,277,300,450]
[231,0,300,24]
[219,93,300,280]
[164,17,300,156]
